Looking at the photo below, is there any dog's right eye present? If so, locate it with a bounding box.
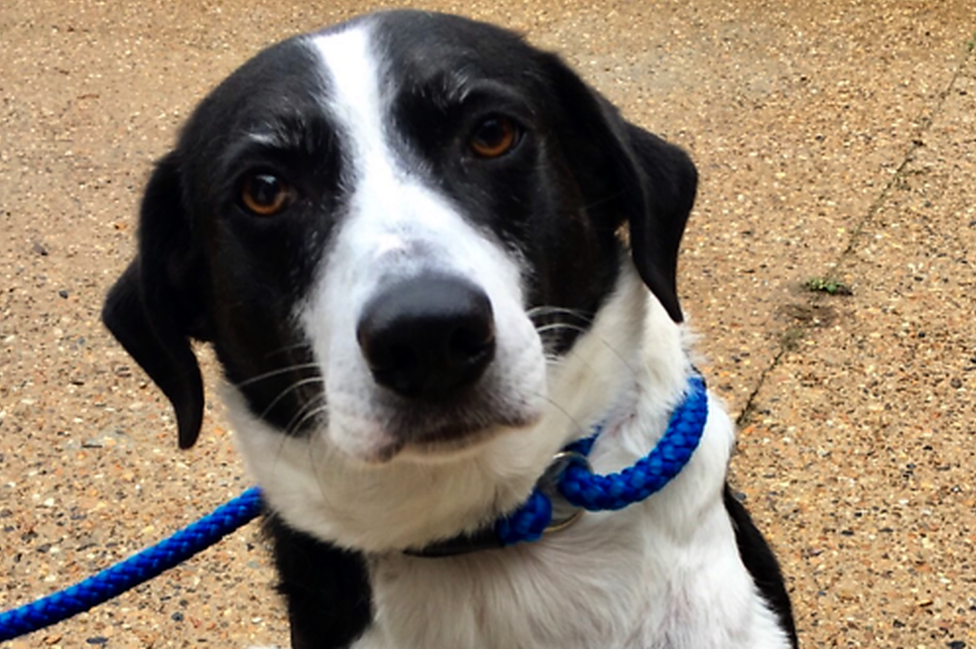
[468,116,521,159]
[240,173,295,217]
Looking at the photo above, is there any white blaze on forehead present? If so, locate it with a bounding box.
[306,20,526,288]
[309,24,459,240]
[310,24,389,174]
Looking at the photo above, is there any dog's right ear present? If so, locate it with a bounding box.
[102,153,209,449]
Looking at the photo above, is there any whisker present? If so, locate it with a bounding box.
[272,419,293,479]
[235,362,321,388]
[267,394,325,480]
[539,316,639,380]
[538,326,640,389]
[262,341,315,359]
[304,407,333,504]
[258,376,326,421]
[526,306,594,324]
[285,395,329,438]
[519,385,588,441]
[535,322,591,336]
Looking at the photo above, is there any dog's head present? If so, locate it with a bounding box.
[104,10,696,549]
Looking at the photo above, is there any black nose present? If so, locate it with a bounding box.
[356,276,496,399]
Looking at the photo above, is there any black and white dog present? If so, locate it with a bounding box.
[103,10,797,649]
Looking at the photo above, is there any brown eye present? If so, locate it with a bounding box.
[240,173,295,216]
[469,116,520,158]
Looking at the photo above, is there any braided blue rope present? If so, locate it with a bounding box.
[562,374,708,511]
[496,489,552,545]
[497,374,708,545]
[0,487,263,642]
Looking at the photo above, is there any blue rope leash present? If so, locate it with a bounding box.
[497,374,708,545]
[0,488,263,642]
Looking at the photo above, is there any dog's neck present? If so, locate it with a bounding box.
[546,261,693,457]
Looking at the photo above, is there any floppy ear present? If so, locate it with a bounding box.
[541,55,697,322]
[102,154,210,449]
[620,123,698,323]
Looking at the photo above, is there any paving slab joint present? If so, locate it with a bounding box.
[735,35,976,430]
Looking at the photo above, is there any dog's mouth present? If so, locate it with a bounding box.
[399,412,542,461]
[330,393,544,464]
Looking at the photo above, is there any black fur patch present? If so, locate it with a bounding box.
[264,515,372,649]
[724,485,799,648]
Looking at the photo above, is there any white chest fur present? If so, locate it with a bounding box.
[354,404,791,649]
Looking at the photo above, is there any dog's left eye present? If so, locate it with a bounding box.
[240,172,296,217]
[468,116,521,158]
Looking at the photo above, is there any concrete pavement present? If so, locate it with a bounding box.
[1,1,974,646]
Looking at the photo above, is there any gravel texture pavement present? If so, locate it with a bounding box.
[2,1,974,647]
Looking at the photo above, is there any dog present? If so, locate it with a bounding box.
[102,9,798,649]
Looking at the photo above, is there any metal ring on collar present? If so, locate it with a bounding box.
[536,450,590,534]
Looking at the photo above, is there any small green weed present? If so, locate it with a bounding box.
[804,276,852,296]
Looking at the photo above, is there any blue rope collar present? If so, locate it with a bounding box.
[0,374,707,637]
[412,373,708,556]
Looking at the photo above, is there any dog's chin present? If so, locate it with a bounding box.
[331,411,542,465]
[397,417,541,464]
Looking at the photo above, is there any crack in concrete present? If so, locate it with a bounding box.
[735,39,976,429]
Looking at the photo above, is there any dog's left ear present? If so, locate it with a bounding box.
[617,123,697,323]
[102,153,210,449]
[541,55,698,322]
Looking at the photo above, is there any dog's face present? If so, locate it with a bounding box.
[104,10,696,550]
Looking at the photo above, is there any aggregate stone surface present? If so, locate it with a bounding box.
[731,63,976,647]
[1,1,974,647]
